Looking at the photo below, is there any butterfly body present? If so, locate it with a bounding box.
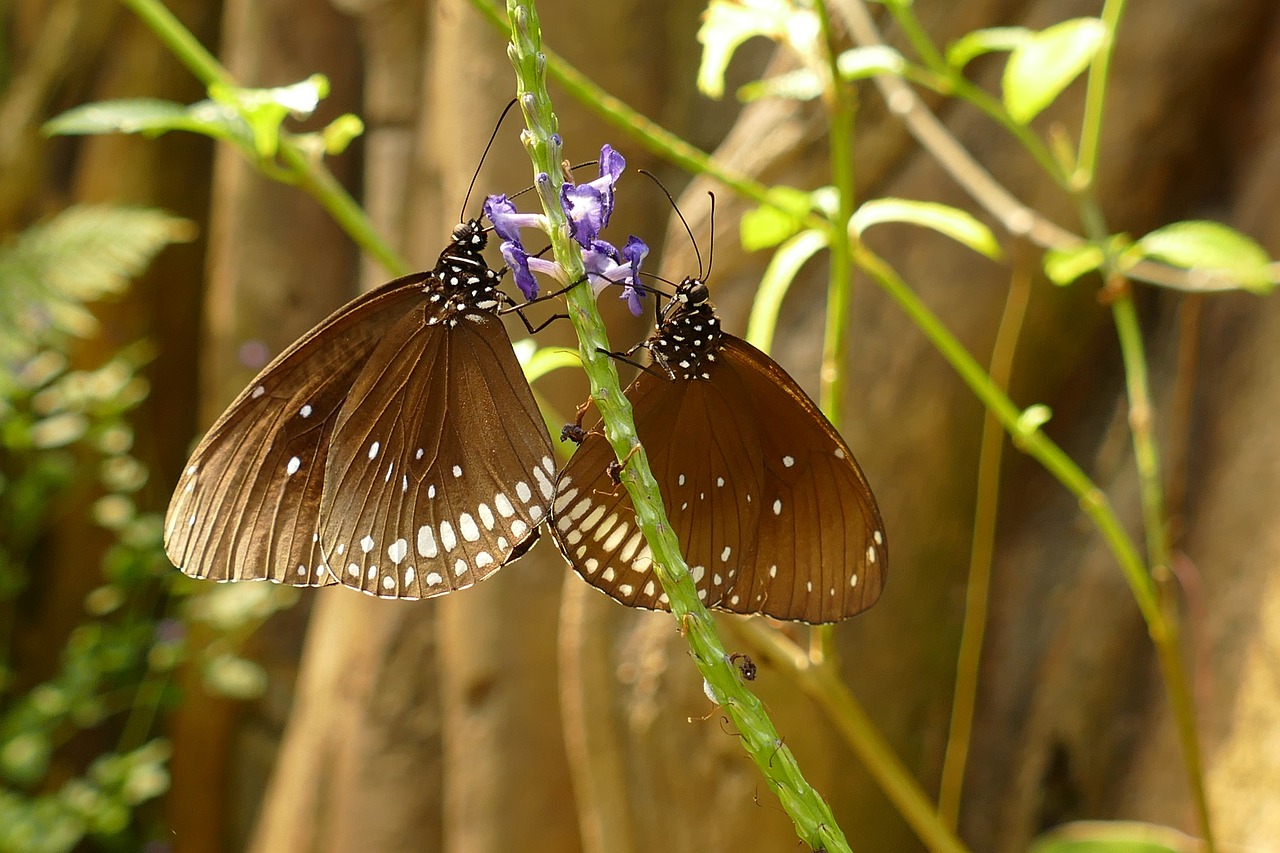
[165,220,555,600]
[550,278,886,624]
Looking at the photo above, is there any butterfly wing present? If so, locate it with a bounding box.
[164,273,433,585]
[551,335,885,623]
[551,371,763,614]
[318,309,555,599]
[717,336,886,621]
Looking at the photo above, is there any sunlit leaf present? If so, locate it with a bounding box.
[738,68,823,102]
[44,98,251,148]
[210,74,330,159]
[741,187,814,251]
[1044,242,1105,285]
[946,27,1031,70]
[837,45,907,80]
[745,228,829,352]
[851,198,1002,259]
[1003,18,1107,124]
[697,0,819,98]
[1136,220,1274,293]
[1030,820,1201,853]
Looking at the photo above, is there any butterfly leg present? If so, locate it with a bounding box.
[606,443,642,485]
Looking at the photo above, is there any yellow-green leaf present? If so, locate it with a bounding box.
[1136,220,1275,294]
[851,198,1002,259]
[1003,18,1107,124]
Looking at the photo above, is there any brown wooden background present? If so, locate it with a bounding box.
[22,0,1280,850]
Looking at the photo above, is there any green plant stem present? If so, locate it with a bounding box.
[811,0,859,666]
[937,263,1030,829]
[120,0,408,276]
[734,619,971,853]
[1076,0,1127,186]
[468,0,804,223]
[505,4,852,851]
[861,242,1215,848]
[854,244,1159,626]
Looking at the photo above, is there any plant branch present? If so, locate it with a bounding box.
[505,3,854,850]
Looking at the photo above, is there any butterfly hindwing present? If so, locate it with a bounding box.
[551,331,886,624]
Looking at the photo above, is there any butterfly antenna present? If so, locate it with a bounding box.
[460,98,520,221]
[705,191,716,282]
[637,168,703,280]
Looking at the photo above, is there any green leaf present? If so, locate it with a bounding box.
[43,98,251,147]
[1016,404,1052,437]
[322,114,365,155]
[1135,220,1275,293]
[519,345,582,383]
[697,0,818,98]
[837,45,907,80]
[1030,819,1200,853]
[210,74,330,159]
[1003,18,1108,124]
[745,229,829,352]
[738,68,823,103]
[946,27,1031,70]
[1044,242,1105,285]
[740,187,814,252]
[850,198,1002,259]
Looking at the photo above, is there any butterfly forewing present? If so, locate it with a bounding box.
[165,274,433,585]
[319,309,555,599]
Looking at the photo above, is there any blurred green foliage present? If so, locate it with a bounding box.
[0,206,188,852]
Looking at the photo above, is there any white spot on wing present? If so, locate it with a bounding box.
[534,466,554,501]
[475,552,494,568]
[454,558,467,576]
[388,539,408,564]
[602,522,630,553]
[511,519,529,538]
[495,493,515,517]
[458,513,480,542]
[368,441,380,460]
[426,572,443,586]
[300,404,312,417]
[478,503,495,530]
[360,535,375,553]
[439,521,456,552]
[516,481,533,503]
[452,464,463,478]
[783,455,795,467]
[252,385,265,399]
[286,457,301,475]
[773,499,783,516]
[720,546,731,562]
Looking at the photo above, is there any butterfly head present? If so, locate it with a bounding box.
[649,277,722,380]
[425,220,502,327]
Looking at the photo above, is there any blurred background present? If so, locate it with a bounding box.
[5,0,1280,851]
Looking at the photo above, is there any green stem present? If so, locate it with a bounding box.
[937,264,1031,829]
[735,620,971,853]
[119,0,230,86]
[1110,294,1170,574]
[120,0,408,276]
[854,245,1161,629]
[469,0,800,221]
[811,0,858,664]
[813,0,856,427]
[1076,0,1127,186]
[506,4,853,850]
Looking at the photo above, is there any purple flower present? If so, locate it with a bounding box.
[561,144,626,247]
[480,144,645,312]
[485,193,552,300]
[583,235,648,316]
